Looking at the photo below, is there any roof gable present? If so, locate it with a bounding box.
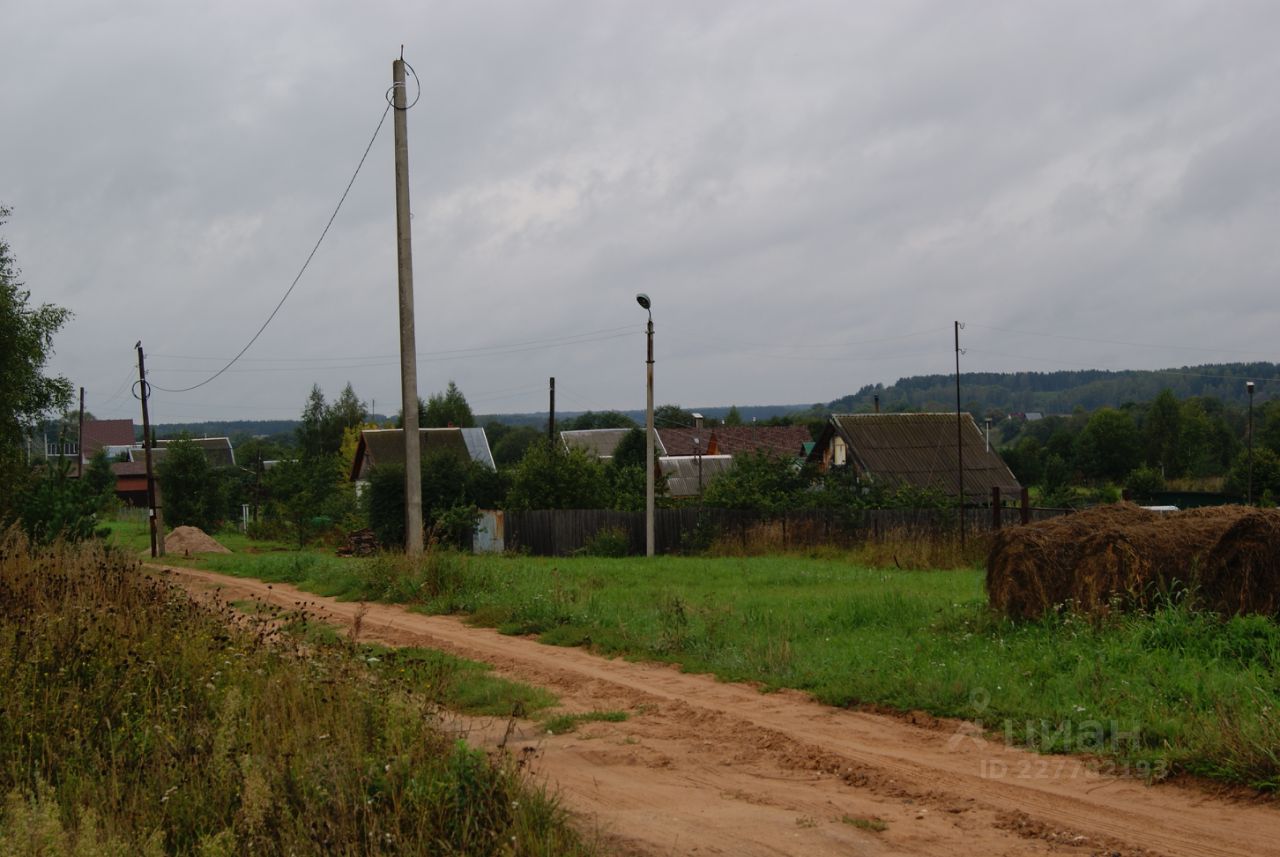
[825,413,1021,500]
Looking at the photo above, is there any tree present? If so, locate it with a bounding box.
[0,204,72,504]
[654,404,694,429]
[296,385,333,459]
[488,423,541,468]
[1226,447,1280,503]
[424,381,475,428]
[565,411,637,430]
[611,427,655,470]
[157,436,227,532]
[1075,408,1141,482]
[262,455,355,547]
[702,451,807,513]
[506,441,607,510]
[722,405,744,426]
[1144,389,1183,476]
[328,382,367,436]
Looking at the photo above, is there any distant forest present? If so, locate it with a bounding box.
[144,362,1279,438]
[824,362,1280,417]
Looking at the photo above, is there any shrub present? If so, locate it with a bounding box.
[581,526,630,557]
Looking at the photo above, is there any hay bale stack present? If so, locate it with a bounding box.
[986,503,1159,619]
[1202,509,1280,616]
[987,504,1280,618]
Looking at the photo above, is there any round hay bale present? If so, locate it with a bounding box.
[1202,508,1280,617]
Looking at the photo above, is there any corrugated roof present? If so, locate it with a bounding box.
[560,428,653,459]
[659,455,733,498]
[132,438,236,469]
[658,425,811,458]
[351,428,493,481]
[828,413,1021,500]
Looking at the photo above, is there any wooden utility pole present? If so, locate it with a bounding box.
[136,342,159,558]
[393,54,423,555]
[76,386,84,477]
[548,377,556,445]
[955,321,965,548]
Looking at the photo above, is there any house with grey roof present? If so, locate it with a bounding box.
[807,413,1021,502]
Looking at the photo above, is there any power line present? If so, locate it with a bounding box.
[150,100,394,393]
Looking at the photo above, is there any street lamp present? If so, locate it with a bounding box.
[637,293,655,556]
[693,435,703,505]
[1247,380,1256,505]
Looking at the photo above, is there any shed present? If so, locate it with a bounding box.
[349,427,495,481]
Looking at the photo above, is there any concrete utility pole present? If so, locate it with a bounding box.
[393,54,423,555]
[136,342,160,558]
[954,321,965,549]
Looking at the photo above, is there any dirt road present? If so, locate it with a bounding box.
[159,564,1279,857]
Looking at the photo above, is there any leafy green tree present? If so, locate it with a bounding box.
[611,427,656,470]
[12,459,102,544]
[1226,446,1280,503]
[654,404,694,429]
[488,423,541,468]
[83,450,118,514]
[506,441,607,510]
[1144,389,1183,476]
[1075,408,1141,482]
[158,436,227,532]
[564,411,636,430]
[366,451,505,547]
[722,405,743,426]
[327,382,367,436]
[262,454,354,547]
[1179,398,1235,477]
[296,385,334,459]
[1124,466,1166,503]
[424,381,475,428]
[1259,402,1280,457]
[702,451,807,513]
[0,204,72,511]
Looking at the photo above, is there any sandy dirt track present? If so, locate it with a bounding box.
[157,564,1280,857]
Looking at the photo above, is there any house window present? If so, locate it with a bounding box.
[833,436,846,466]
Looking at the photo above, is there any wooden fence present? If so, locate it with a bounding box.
[499,505,1069,557]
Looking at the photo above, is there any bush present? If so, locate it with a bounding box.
[580,526,630,557]
[9,460,102,544]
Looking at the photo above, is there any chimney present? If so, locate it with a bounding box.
[692,412,704,429]
[874,395,880,414]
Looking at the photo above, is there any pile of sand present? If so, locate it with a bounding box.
[987,503,1280,618]
[164,526,231,557]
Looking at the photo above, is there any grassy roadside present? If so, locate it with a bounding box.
[117,525,1280,791]
[0,532,596,856]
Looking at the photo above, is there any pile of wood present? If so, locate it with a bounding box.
[987,503,1280,618]
[336,529,379,557]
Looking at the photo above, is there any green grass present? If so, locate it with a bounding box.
[541,711,629,735]
[1,532,595,856]
[106,523,1280,791]
[842,815,887,832]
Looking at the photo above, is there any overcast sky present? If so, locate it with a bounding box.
[3,1,1279,423]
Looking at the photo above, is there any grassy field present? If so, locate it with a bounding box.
[139,531,1280,792]
[0,531,596,856]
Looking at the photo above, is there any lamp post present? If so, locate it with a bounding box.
[1247,380,1256,505]
[637,293,655,556]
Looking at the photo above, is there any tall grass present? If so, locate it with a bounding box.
[0,528,594,855]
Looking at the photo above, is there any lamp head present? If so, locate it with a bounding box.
[635,293,651,311]
[1248,381,1256,394]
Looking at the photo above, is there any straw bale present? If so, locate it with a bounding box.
[987,503,1280,618]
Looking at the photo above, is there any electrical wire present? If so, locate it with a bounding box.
[149,98,395,393]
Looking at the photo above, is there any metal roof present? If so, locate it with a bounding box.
[559,428,657,459]
[823,413,1021,500]
[128,437,236,469]
[658,425,811,458]
[350,428,493,481]
[659,455,733,498]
